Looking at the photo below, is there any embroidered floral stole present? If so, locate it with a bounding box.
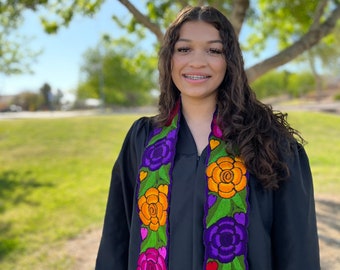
[136,104,249,270]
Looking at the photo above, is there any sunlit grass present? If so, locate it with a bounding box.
[287,111,340,193]
[0,111,339,268]
[0,114,140,269]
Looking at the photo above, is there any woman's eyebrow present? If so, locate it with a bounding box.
[177,38,223,44]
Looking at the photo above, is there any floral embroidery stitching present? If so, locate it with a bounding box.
[205,213,248,263]
[137,106,249,270]
[137,247,167,270]
[204,117,249,269]
[136,111,179,268]
[138,186,168,231]
[206,156,247,199]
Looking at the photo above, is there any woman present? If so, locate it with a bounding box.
[96,6,320,270]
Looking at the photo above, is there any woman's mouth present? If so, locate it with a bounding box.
[183,74,211,80]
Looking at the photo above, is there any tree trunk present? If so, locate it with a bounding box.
[230,0,250,37]
[307,51,323,102]
[246,5,340,83]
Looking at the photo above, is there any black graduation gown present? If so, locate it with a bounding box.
[96,116,320,270]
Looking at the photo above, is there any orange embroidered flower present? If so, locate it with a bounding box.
[138,186,168,231]
[206,156,247,199]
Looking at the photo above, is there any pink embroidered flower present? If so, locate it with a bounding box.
[137,248,166,270]
[212,117,223,138]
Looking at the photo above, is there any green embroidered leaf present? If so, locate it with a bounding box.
[139,169,157,197]
[206,197,231,228]
[220,263,232,270]
[231,191,247,213]
[157,226,167,246]
[140,229,158,253]
[148,129,169,145]
[140,226,168,253]
[232,255,246,269]
[157,164,171,185]
[148,116,178,145]
[210,147,228,163]
[139,163,172,196]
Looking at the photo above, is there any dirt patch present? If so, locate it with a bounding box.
[315,194,340,270]
[65,194,340,270]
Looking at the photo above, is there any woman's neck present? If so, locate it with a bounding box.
[181,97,216,156]
[181,96,216,123]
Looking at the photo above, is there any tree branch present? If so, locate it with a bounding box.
[246,4,340,83]
[178,0,189,8]
[310,0,329,30]
[118,0,164,43]
[230,0,249,37]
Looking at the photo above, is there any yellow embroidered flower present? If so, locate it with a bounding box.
[139,170,148,181]
[206,156,247,199]
[138,186,168,231]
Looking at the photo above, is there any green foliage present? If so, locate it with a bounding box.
[144,0,181,30]
[0,0,104,74]
[38,0,105,32]
[251,70,315,98]
[40,17,59,34]
[77,39,158,107]
[0,0,46,74]
[245,0,319,51]
[286,72,315,97]
[251,71,287,98]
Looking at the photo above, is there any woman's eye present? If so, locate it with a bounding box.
[208,48,223,55]
[176,47,190,53]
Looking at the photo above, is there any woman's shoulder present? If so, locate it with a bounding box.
[129,116,156,135]
[123,116,156,147]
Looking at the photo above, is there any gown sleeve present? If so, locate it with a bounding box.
[95,117,151,270]
[272,143,320,269]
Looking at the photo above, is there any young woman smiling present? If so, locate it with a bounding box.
[96,6,320,270]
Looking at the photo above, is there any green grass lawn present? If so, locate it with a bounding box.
[0,111,339,269]
[288,111,340,193]
[0,114,140,269]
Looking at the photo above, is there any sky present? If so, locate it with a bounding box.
[0,1,142,98]
[0,2,264,99]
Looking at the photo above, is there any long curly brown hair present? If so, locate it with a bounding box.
[156,6,304,189]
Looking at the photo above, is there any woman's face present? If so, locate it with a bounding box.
[171,21,227,103]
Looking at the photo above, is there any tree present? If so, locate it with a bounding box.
[251,70,315,99]
[77,39,157,107]
[304,22,340,100]
[40,82,53,110]
[0,0,43,74]
[114,0,340,82]
[12,91,43,111]
[1,0,340,82]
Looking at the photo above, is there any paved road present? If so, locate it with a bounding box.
[1,102,339,120]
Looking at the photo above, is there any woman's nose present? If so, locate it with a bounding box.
[189,51,207,68]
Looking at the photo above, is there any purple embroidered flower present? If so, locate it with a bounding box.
[208,194,217,208]
[204,213,247,263]
[142,130,176,171]
[137,248,166,270]
[150,127,162,137]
